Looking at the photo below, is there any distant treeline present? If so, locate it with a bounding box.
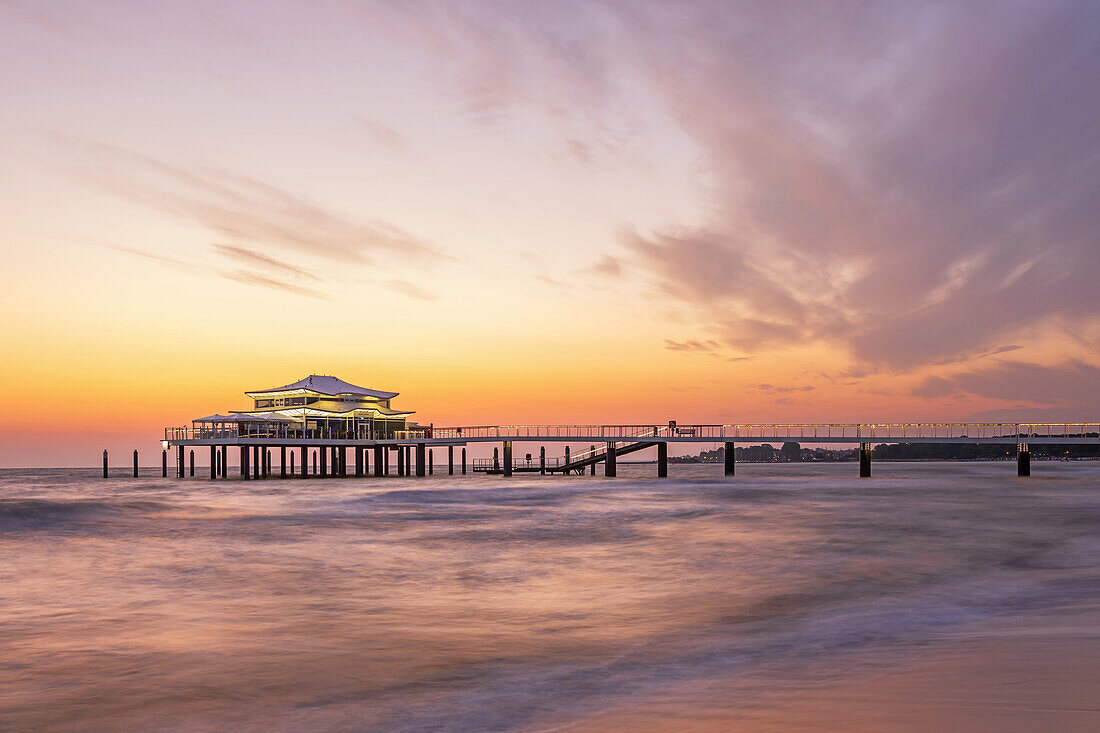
[673,442,1100,463]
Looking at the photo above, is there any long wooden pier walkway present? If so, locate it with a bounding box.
[132,422,1100,481]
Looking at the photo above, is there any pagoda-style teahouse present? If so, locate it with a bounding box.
[192,375,420,440]
[164,375,457,480]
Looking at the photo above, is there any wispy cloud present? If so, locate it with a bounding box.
[360,118,408,150]
[56,135,438,265]
[212,244,319,281]
[382,279,436,302]
[221,271,326,299]
[913,360,1100,408]
[586,254,623,278]
[754,384,815,394]
[663,339,719,353]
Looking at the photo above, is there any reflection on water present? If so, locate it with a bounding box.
[1,462,1098,731]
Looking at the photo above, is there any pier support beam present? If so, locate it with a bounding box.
[461,448,467,475]
[416,444,426,477]
[253,446,260,479]
[540,446,546,475]
[103,450,108,478]
[210,447,216,479]
[134,449,139,478]
[1018,444,1031,477]
[429,448,434,476]
[374,446,384,477]
[241,446,248,479]
[384,447,390,476]
[281,447,287,478]
[724,442,735,477]
[405,447,411,476]
[493,447,499,472]
[859,442,872,478]
[320,446,328,477]
[162,450,167,477]
[220,446,227,478]
[564,446,571,474]
[448,446,454,475]
[396,446,404,476]
[265,450,271,478]
[502,441,512,477]
[657,442,667,478]
[605,442,617,477]
[590,445,596,475]
[312,450,317,476]
[177,445,184,478]
[189,450,194,477]
[340,447,348,477]
[300,447,307,478]
[355,447,363,477]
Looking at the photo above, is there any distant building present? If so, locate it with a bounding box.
[192,375,419,439]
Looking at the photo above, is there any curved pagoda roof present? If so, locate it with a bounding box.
[246,375,398,399]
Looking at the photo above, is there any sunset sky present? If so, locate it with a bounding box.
[1,1,1098,466]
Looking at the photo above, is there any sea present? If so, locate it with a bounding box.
[1,461,1098,731]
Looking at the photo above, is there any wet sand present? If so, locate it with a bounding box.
[552,602,1100,732]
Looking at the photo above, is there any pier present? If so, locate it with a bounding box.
[113,376,1099,480]
[149,421,1100,480]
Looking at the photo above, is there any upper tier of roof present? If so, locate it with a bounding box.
[246,375,399,399]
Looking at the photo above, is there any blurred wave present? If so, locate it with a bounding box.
[0,462,1097,731]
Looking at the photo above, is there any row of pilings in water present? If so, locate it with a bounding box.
[102,445,467,479]
[101,441,1036,478]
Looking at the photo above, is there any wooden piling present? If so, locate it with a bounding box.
[189,450,195,477]
[1018,444,1031,476]
[103,449,108,478]
[860,442,872,478]
[657,442,667,478]
[605,442,616,477]
[133,449,139,478]
[461,447,466,475]
[416,444,426,477]
[724,442,735,476]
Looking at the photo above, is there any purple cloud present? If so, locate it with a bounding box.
[369,0,1100,374]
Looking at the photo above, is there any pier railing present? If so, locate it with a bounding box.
[165,424,434,442]
[471,457,567,472]
[431,423,1100,441]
